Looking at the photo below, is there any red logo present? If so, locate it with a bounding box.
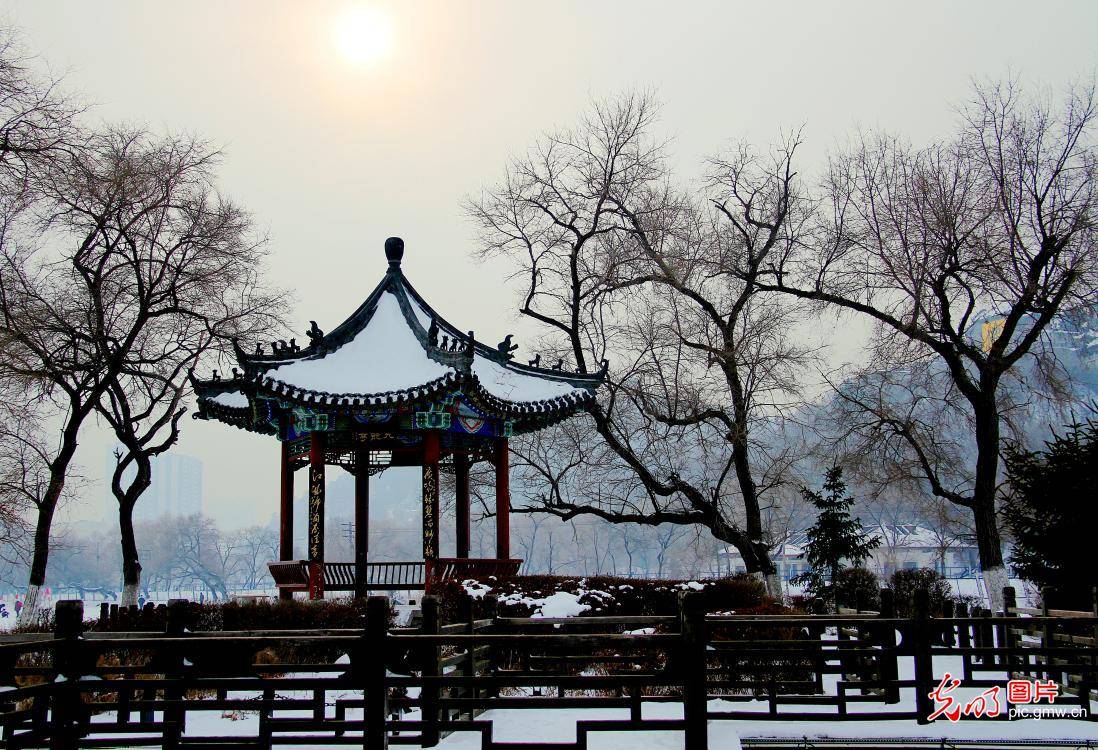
[929,674,1061,722]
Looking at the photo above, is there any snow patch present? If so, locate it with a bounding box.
[266,292,453,395]
[472,355,587,404]
[209,390,249,408]
[462,580,492,600]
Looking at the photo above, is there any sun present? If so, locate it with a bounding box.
[332,5,394,66]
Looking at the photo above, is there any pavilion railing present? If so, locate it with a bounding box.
[2,589,1096,750]
[267,558,522,595]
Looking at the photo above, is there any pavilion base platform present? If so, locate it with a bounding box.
[268,558,522,597]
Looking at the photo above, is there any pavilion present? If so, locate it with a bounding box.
[191,238,605,599]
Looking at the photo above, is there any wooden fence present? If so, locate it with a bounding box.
[1,589,1095,749]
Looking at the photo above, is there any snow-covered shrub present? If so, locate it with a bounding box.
[887,568,954,616]
[434,574,770,624]
[834,567,881,612]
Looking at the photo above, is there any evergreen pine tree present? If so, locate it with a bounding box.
[794,466,880,611]
[1002,418,1098,610]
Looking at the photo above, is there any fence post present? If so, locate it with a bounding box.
[364,596,389,750]
[50,600,84,750]
[1040,588,1058,685]
[678,590,707,750]
[955,601,970,648]
[420,595,441,747]
[462,595,477,721]
[940,599,955,647]
[912,589,934,725]
[878,588,900,704]
[1000,587,1017,673]
[1085,587,1098,710]
[162,599,187,747]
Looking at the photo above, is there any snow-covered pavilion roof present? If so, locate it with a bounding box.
[192,238,605,436]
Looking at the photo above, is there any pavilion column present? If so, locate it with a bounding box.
[279,441,294,600]
[495,438,510,560]
[422,432,440,562]
[307,431,326,600]
[455,451,471,559]
[353,443,369,599]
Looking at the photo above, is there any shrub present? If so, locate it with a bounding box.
[16,597,395,635]
[834,567,881,612]
[887,568,953,616]
[1002,419,1098,611]
[433,573,769,624]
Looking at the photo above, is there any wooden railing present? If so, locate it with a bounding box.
[267,558,522,594]
[425,557,522,585]
[2,589,1096,749]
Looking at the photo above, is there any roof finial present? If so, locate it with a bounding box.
[385,236,404,268]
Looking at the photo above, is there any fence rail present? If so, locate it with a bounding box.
[1,588,1095,749]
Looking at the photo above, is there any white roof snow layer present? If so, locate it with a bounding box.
[472,355,585,404]
[209,390,250,408]
[266,291,453,395]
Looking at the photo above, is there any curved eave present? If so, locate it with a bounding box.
[194,369,597,424]
[250,370,462,411]
[249,369,597,420]
[192,382,277,436]
[399,272,607,389]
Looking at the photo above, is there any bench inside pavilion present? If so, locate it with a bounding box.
[192,238,604,599]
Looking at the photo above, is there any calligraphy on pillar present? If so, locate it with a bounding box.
[422,464,438,560]
[309,466,324,561]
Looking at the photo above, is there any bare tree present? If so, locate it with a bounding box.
[232,525,278,590]
[469,94,814,595]
[0,203,113,618]
[0,382,53,567]
[0,26,85,618]
[72,129,284,605]
[168,514,233,601]
[0,28,78,198]
[751,81,1097,609]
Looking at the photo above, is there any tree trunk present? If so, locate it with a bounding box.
[20,461,69,622]
[119,501,142,607]
[20,399,93,622]
[972,387,1006,612]
[114,452,152,608]
[724,356,778,592]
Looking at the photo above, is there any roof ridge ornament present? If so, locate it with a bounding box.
[385,236,404,269]
[496,334,518,360]
[307,321,324,349]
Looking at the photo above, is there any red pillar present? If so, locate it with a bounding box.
[422,432,440,561]
[279,441,294,600]
[495,438,510,560]
[354,443,369,599]
[307,431,326,600]
[455,451,470,559]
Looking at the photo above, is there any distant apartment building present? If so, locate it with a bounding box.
[105,448,203,521]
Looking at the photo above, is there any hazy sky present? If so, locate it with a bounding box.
[4,1,1096,529]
